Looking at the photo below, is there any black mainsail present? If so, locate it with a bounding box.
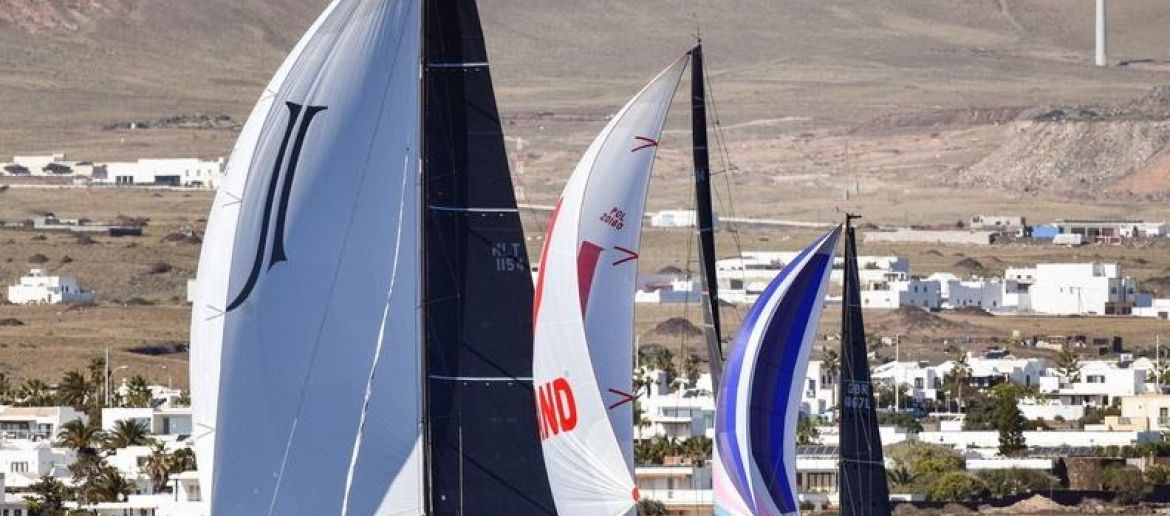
[423,0,556,513]
[689,42,725,393]
[838,215,891,516]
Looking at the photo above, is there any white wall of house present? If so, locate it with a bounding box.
[1038,360,1146,406]
[95,158,225,188]
[0,406,83,440]
[6,269,95,305]
[859,279,941,309]
[1015,263,1137,315]
[102,407,193,437]
[0,440,74,489]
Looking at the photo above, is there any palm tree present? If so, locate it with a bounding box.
[123,375,153,408]
[0,373,11,404]
[85,464,135,503]
[680,436,712,466]
[104,419,151,450]
[823,347,841,409]
[141,442,173,493]
[637,498,667,516]
[57,418,105,456]
[682,354,702,390]
[16,379,54,406]
[887,464,919,489]
[949,352,972,413]
[56,370,95,409]
[170,447,197,472]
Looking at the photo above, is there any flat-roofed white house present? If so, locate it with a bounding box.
[858,279,941,309]
[102,406,193,437]
[95,157,225,188]
[6,269,95,305]
[0,406,83,441]
[1009,263,1138,315]
[650,209,714,228]
[0,439,75,489]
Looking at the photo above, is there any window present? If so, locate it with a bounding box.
[11,461,28,473]
[808,379,816,392]
[1087,375,1105,384]
[914,378,924,389]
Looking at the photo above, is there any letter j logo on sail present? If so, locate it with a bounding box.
[536,377,578,440]
[227,102,327,311]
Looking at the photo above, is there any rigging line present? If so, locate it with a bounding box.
[702,77,747,329]
[266,3,410,512]
[341,154,412,516]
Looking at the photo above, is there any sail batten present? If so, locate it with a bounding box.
[714,227,841,516]
[534,56,689,515]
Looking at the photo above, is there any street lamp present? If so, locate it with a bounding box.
[160,365,172,390]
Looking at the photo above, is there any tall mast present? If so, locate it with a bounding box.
[422,0,555,513]
[838,214,891,516]
[690,42,725,394]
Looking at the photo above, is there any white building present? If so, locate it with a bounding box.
[95,158,225,189]
[872,361,946,404]
[0,439,74,489]
[6,269,96,305]
[859,279,941,309]
[634,464,712,515]
[931,274,1007,311]
[716,252,907,305]
[650,210,716,228]
[636,371,715,440]
[0,406,84,440]
[0,471,30,515]
[634,278,703,305]
[101,406,193,438]
[1134,298,1170,319]
[1007,263,1138,315]
[1038,359,1146,406]
[801,361,838,419]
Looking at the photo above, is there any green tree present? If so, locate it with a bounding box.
[123,375,153,408]
[947,352,972,412]
[797,414,820,445]
[1146,464,1170,484]
[977,469,1057,497]
[141,442,173,493]
[174,390,191,408]
[682,354,702,390]
[637,498,667,516]
[17,379,55,406]
[878,411,924,433]
[991,384,1027,456]
[927,471,989,502]
[56,370,95,410]
[1101,465,1149,504]
[886,464,919,490]
[1054,348,1082,385]
[885,442,963,481]
[104,419,151,450]
[0,372,11,403]
[170,447,198,472]
[823,347,841,408]
[24,475,70,516]
[82,464,135,503]
[680,436,712,466]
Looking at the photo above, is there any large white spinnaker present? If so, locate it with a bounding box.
[188,1,341,509]
[198,0,424,514]
[532,56,688,515]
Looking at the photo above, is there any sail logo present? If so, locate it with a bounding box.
[536,377,578,440]
[227,101,327,311]
[599,207,626,230]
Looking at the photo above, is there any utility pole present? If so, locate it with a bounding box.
[894,333,901,412]
[1157,334,1162,393]
[104,346,110,407]
[1095,0,1108,67]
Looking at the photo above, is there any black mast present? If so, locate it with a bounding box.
[838,215,891,516]
[422,1,556,513]
[690,42,725,394]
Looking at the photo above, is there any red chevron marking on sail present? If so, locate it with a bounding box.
[612,246,639,266]
[577,241,604,315]
[631,136,659,152]
[532,199,563,325]
[606,388,637,410]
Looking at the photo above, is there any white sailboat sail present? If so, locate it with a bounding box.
[188,1,341,508]
[532,56,688,515]
[197,0,424,513]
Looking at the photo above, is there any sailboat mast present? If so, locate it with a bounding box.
[838,215,891,516]
[690,42,725,394]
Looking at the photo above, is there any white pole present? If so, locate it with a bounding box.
[1095,0,1107,67]
[1158,334,1162,393]
[895,334,901,412]
[104,346,110,407]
